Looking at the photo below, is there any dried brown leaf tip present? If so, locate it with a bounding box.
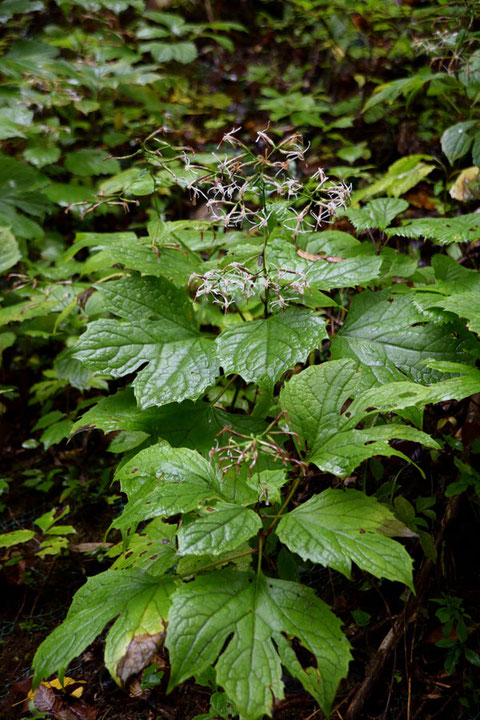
[296,248,345,263]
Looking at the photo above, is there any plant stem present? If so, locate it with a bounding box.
[264,473,303,536]
[210,374,238,405]
[256,534,264,576]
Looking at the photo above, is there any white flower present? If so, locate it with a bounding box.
[256,126,275,147]
[218,127,241,148]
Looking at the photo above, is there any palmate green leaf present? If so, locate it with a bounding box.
[423,292,480,335]
[70,389,267,454]
[472,132,480,168]
[24,142,61,168]
[459,53,480,90]
[177,503,262,556]
[277,488,414,587]
[420,362,480,403]
[280,359,439,477]
[378,247,418,281]
[75,323,218,407]
[105,580,173,685]
[363,71,443,112]
[115,443,218,493]
[430,255,480,294]
[0,529,36,548]
[0,284,84,326]
[216,308,327,393]
[281,358,357,449]
[112,445,262,535]
[97,273,195,325]
[112,445,224,532]
[64,149,121,176]
[330,289,471,386]
[352,155,436,203]
[220,465,271,508]
[386,213,480,245]
[62,232,202,286]
[142,41,198,64]
[108,429,149,453]
[33,569,176,687]
[73,320,182,373]
[441,121,477,164]
[266,236,382,291]
[0,37,57,76]
[132,338,218,408]
[167,570,351,720]
[0,227,21,272]
[45,182,93,209]
[0,0,44,23]
[176,542,255,578]
[148,218,222,251]
[108,518,177,576]
[0,106,33,140]
[346,198,408,231]
[40,418,72,449]
[0,154,51,238]
[432,255,480,295]
[74,275,218,408]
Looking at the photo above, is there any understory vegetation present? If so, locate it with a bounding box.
[1,1,480,719]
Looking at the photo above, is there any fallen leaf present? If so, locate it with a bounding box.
[405,188,436,210]
[33,682,97,720]
[29,677,86,700]
[34,684,74,719]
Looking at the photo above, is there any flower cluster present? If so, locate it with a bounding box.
[153,127,351,238]
[209,419,304,482]
[189,263,310,312]
[412,29,471,72]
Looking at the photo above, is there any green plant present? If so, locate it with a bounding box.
[0,506,76,560]
[28,128,480,719]
[1,2,480,718]
[431,593,480,675]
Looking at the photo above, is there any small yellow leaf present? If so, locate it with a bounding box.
[27,676,85,700]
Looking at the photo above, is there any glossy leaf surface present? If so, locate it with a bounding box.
[167,570,351,720]
[277,488,414,586]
